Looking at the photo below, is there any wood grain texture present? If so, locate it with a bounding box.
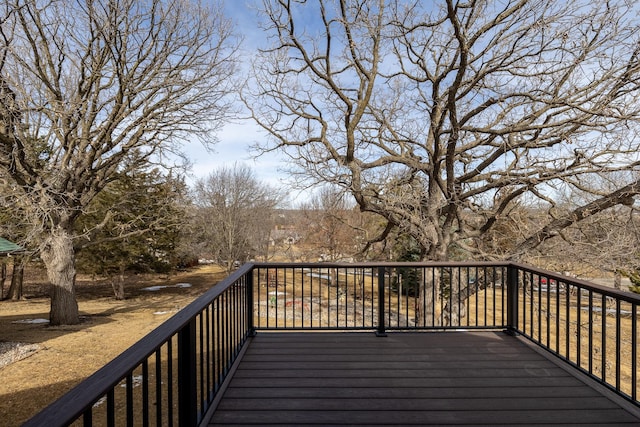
[209,332,640,425]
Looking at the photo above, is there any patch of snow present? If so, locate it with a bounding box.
[307,273,331,279]
[120,375,144,388]
[11,318,49,324]
[153,311,170,315]
[142,283,192,292]
[93,396,106,408]
[0,342,40,368]
[141,285,168,292]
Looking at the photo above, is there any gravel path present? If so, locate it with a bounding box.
[0,342,40,369]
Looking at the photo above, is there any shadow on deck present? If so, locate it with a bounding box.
[208,331,640,426]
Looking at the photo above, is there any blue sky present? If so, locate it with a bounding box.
[183,1,304,204]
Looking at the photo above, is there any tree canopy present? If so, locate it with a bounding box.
[0,0,238,324]
[191,164,283,273]
[245,0,640,261]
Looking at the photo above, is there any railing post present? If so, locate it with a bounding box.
[247,267,256,336]
[506,265,519,336]
[178,318,198,426]
[377,266,387,337]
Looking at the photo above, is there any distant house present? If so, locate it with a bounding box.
[269,228,301,246]
[0,237,23,255]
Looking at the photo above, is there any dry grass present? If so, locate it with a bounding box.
[3,264,637,425]
[0,264,227,426]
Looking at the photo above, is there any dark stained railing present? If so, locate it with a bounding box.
[252,262,509,332]
[24,262,640,426]
[511,263,640,405]
[24,264,254,427]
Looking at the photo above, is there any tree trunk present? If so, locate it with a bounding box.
[416,239,447,327]
[614,271,622,290]
[443,267,467,327]
[1,262,6,299]
[41,227,79,325]
[418,271,439,327]
[6,258,24,300]
[111,278,125,300]
[111,268,126,300]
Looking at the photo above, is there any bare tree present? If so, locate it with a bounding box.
[192,164,283,273]
[533,174,640,286]
[298,186,368,261]
[246,0,640,263]
[0,0,238,324]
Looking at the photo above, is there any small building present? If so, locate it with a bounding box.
[1,237,25,299]
[0,237,23,256]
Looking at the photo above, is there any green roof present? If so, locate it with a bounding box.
[0,237,23,255]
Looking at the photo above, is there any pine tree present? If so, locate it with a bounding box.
[74,169,189,298]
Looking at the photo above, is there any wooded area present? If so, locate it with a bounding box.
[2,0,640,325]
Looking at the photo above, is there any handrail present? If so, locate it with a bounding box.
[509,262,640,405]
[511,261,640,302]
[24,261,640,426]
[250,261,510,332]
[24,263,254,427]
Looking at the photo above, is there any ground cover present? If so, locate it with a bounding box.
[0,264,226,426]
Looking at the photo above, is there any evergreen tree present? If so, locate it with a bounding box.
[392,235,422,296]
[621,269,640,294]
[75,169,189,298]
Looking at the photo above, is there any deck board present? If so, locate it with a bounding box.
[208,331,640,426]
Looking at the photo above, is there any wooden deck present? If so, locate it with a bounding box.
[207,331,640,426]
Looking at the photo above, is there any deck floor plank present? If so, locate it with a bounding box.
[208,332,640,425]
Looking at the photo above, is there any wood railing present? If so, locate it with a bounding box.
[24,262,640,426]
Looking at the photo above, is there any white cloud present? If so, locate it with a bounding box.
[185,120,277,179]
[181,1,313,206]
